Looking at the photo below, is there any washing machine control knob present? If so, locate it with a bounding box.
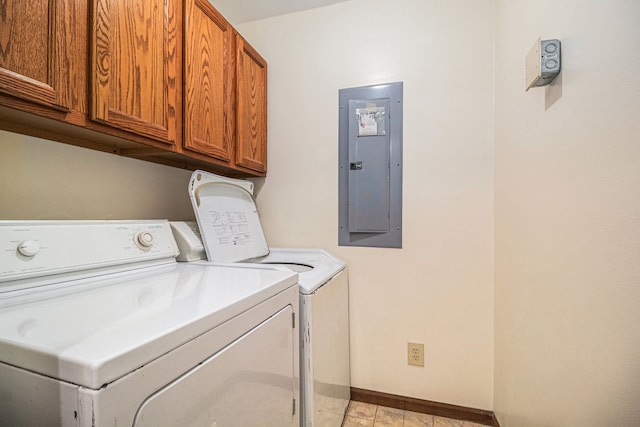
[135,231,154,248]
[18,240,40,257]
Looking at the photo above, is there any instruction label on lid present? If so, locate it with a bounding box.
[209,210,251,246]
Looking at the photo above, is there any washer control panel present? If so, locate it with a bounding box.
[0,221,179,285]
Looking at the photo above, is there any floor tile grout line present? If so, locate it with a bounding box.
[348,401,485,427]
[349,401,484,427]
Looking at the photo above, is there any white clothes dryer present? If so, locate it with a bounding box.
[172,170,351,427]
[0,220,300,426]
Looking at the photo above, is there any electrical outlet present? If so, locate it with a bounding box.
[407,342,424,367]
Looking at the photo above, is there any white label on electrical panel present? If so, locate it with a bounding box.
[356,105,386,136]
[358,110,378,136]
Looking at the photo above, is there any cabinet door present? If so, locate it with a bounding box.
[91,0,179,145]
[0,0,79,112]
[235,35,267,174]
[184,0,233,162]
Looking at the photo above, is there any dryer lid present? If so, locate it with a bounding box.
[188,170,269,263]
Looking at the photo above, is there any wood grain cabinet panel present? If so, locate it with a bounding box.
[0,0,80,112]
[0,0,267,176]
[91,0,179,146]
[184,0,233,162]
[235,34,267,174]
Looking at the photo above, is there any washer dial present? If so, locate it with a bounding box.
[18,240,40,257]
[135,231,154,249]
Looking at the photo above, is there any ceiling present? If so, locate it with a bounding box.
[208,0,351,24]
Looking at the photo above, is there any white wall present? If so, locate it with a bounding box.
[237,0,495,409]
[3,1,638,422]
[494,0,640,425]
[0,130,194,220]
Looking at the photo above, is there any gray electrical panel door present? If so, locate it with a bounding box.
[339,82,402,248]
[348,98,391,233]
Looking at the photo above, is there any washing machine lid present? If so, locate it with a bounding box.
[0,263,296,389]
[188,170,269,263]
[258,248,346,294]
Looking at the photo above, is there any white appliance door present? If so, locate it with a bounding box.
[133,306,297,427]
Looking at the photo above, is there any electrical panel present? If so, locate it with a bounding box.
[338,82,403,248]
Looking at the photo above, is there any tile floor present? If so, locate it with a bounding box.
[342,401,488,427]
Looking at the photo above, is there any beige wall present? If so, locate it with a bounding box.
[494,0,640,425]
[0,130,194,220]
[237,0,495,409]
[13,1,639,422]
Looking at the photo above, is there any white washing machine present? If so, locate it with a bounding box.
[0,220,300,426]
[170,170,351,427]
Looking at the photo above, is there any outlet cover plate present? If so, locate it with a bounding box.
[408,342,424,367]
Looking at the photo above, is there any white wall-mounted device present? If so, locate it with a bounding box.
[526,38,561,91]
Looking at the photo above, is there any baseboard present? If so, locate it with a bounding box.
[350,387,498,426]
[492,412,502,427]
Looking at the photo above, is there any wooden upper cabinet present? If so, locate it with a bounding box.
[0,0,80,112]
[235,34,267,174]
[0,0,267,176]
[91,0,179,146]
[183,0,233,162]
